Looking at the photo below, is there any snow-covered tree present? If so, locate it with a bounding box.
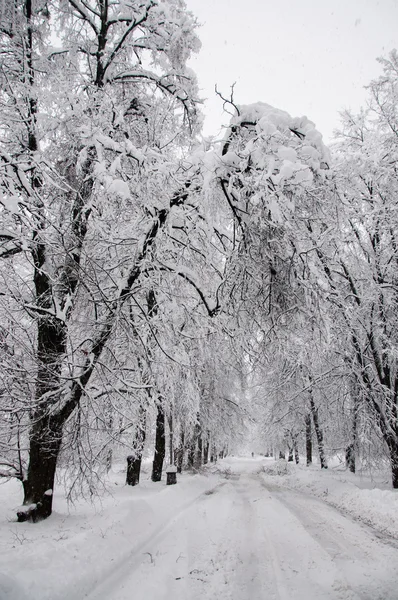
[322,51,398,487]
[0,0,203,521]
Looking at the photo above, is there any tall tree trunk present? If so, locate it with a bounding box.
[175,428,185,474]
[203,437,209,465]
[187,438,195,468]
[305,413,312,466]
[391,448,398,489]
[293,435,299,464]
[309,391,327,469]
[18,416,63,522]
[105,402,114,473]
[387,435,398,489]
[168,412,174,465]
[20,309,68,521]
[151,403,165,482]
[126,405,147,486]
[126,455,141,487]
[194,424,202,469]
[346,387,359,473]
[286,433,294,462]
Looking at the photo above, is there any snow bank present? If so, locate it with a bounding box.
[260,461,398,539]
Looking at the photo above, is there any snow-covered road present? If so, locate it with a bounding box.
[86,459,398,600]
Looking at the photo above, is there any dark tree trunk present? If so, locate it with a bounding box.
[19,303,68,522]
[194,424,202,469]
[211,446,217,463]
[168,412,174,465]
[293,436,299,464]
[392,453,398,489]
[345,444,355,474]
[105,449,113,473]
[105,403,114,472]
[387,437,398,489]
[126,455,141,486]
[187,440,195,468]
[126,405,146,486]
[346,388,359,473]
[18,416,63,522]
[175,429,185,474]
[174,448,183,473]
[151,403,165,482]
[305,413,312,466]
[309,391,327,469]
[203,439,209,465]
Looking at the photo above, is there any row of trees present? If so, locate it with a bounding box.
[1,0,398,522]
[246,54,398,483]
[0,0,247,521]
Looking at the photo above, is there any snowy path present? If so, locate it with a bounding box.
[85,460,398,600]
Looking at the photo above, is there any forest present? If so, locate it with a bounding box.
[1,0,398,526]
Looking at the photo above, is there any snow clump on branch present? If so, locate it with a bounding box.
[229,101,330,183]
[189,102,330,210]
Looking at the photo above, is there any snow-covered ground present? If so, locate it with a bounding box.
[1,457,398,599]
[260,458,398,540]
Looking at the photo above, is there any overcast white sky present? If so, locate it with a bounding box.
[185,0,398,142]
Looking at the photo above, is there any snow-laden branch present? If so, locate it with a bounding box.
[68,0,99,34]
[154,262,221,317]
[104,1,156,72]
[111,69,196,120]
[0,461,23,480]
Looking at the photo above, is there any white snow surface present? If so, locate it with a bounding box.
[1,457,398,599]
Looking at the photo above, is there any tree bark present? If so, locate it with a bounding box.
[203,438,209,465]
[105,403,114,473]
[309,391,327,469]
[168,412,174,465]
[151,403,165,482]
[126,455,141,486]
[175,429,185,474]
[387,436,398,489]
[187,440,195,468]
[194,424,202,469]
[211,445,217,463]
[346,386,359,473]
[18,416,63,522]
[20,309,68,521]
[391,450,398,489]
[126,405,146,486]
[293,435,299,464]
[305,413,312,466]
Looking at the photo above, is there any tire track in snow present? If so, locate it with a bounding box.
[260,477,398,600]
[124,476,280,600]
[55,481,226,600]
[255,475,361,600]
[61,463,398,600]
